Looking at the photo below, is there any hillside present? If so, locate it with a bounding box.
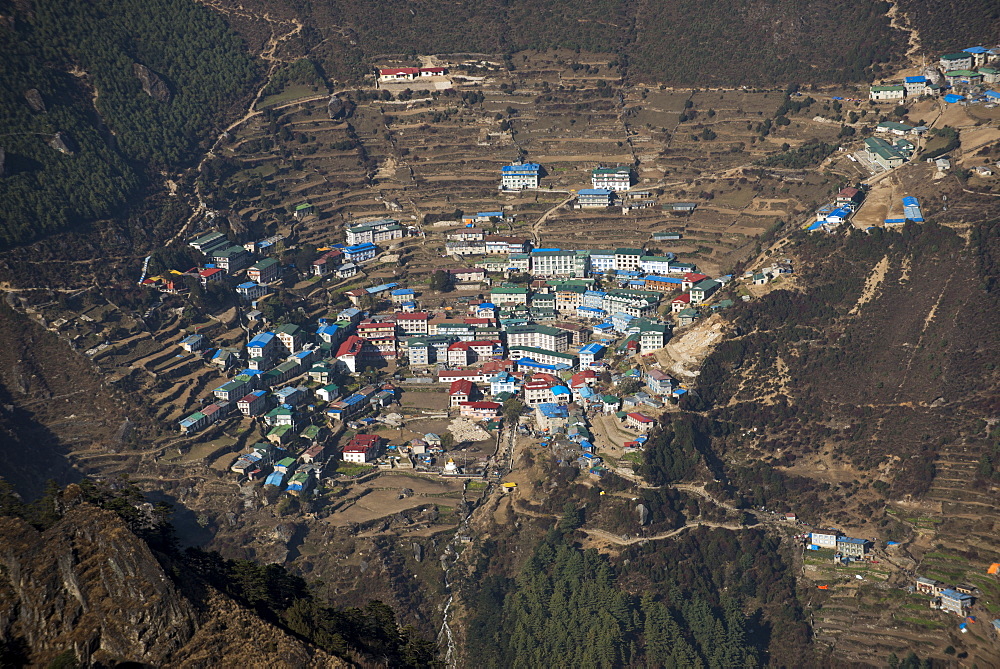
[896,0,1000,57]
[222,0,905,87]
[0,500,347,667]
[0,300,149,501]
[0,485,441,667]
[0,0,258,248]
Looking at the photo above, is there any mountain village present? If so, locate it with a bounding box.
[103,38,1000,656]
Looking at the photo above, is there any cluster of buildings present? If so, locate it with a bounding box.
[376,66,448,82]
[806,530,874,559]
[450,242,698,282]
[869,45,1000,103]
[496,161,636,207]
[808,186,866,231]
[141,221,396,306]
[575,166,634,209]
[914,577,980,617]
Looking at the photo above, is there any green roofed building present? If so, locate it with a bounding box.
[592,166,632,191]
[869,85,904,102]
[865,137,905,170]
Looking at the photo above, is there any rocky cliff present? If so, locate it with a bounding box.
[133,64,171,103]
[0,500,347,667]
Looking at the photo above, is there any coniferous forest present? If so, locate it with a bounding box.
[0,0,257,248]
[465,527,809,667]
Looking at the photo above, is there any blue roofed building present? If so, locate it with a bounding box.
[903,75,927,96]
[592,322,615,337]
[236,281,270,303]
[578,342,606,368]
[550,385,571,403]
[490,371,519,396]
[391,288,415,304]
[902,196,924,222]
[535,402,569,431]
[514,358,567,374]
[247,332,278,361]
[938,589,974,616]
[343,242,378,263]
[611,312,636,332]
[583,290,608,309]
[501,162,541,190]
[577,306,607,320]
[577,188,614,208]
[316,322,342,345]
[180,334,206,352]
[264,470,287,488]
[835,536,872,557]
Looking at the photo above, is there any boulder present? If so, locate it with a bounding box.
[24,88,46,112]
[49,131,75,155]
[133,63,171,103]
[636,503,650,526]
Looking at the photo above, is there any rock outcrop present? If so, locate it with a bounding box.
[48,132,74,155]
[0,506,196,665]
[24,88,46,113]
[0,502,347,667]
[133,63,171,103]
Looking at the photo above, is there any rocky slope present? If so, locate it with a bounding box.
[0,498,346,667]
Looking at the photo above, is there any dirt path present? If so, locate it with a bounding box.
[168,7,306,246]
[885,2,923,68]
[531,195,577,245]
[849,255,889,314]
[581,520,746,546]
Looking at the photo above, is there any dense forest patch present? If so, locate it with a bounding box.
[0,0,258,248]
[465,526,808,666]
[895,0,1000,57]
[263,0,904,87]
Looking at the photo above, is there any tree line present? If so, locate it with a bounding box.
[0,0,258,248]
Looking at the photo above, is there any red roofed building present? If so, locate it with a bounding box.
[312,250,343,277]
[523,374,560,406]
[336,335,378,373]
[341,433,382,463]
[301,443,327,464]
[394,311,431,335]
[198,267,226,286]
[378,67,420,80]
[479,359,517,375]
[449,379,478,406]
[626,412,655,433]
[459,401,502,419]
[671,293,692,313]
[345,288,369,306]
[681,273,709,291]
[836,187,863,207]
[569,369,598,390]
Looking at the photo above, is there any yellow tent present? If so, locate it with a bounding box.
[502,482,518,489]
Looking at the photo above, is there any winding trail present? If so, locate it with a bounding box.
[886,2,923,67]
[168,8,306,246]
[581,520,746,546]
[530,195,576,245]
